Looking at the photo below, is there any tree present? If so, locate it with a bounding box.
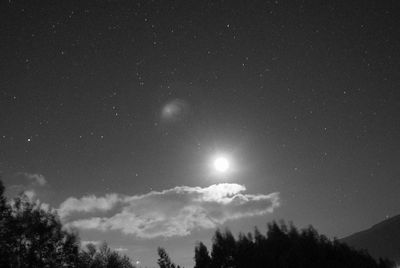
[0,180,80,267]
[157,247,177,268]
[194,242,211,268]
[0,180,8,215]
[194,221,395,268]
[210,229,236,268]
[0,180,12,267]
[78,242,135,268]
[0,180,135,268]
[235,233,253,267]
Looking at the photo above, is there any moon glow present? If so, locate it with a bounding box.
[214,157,230,173]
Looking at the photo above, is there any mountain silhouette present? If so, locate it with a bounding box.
[341,215,400,263]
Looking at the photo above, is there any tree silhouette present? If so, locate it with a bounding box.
[210,229,236,268]
[0,180,12,267]
[157,247,181,268]
[78,242,135,268]
[235,232,253,267]
[0,184,79,267]
[0,180,135,268]
[194,221,396,268]
[194,242,211,268]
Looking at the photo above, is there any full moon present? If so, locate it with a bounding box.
[214,157,230,172]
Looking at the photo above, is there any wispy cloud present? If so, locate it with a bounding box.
[17,172,47,186]
[61,183,280,239]
[6,172,48,200]
[114,247,128,252]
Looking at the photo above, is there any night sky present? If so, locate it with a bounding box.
[1,1,400,267]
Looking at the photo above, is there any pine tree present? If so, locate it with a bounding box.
[194,242,211,268]
[157,247,176,268]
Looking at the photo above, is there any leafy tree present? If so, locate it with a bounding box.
[0,180,8,215]
[0,180,12,267]
[0,180,135,268]
[78,242,135,268]
[0,181,79,267]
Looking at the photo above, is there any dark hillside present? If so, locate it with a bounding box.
[341,215,400,263]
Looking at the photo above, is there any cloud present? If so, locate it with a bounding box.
[114,247,128,252]
[17,172,47,186]
[58,194,120,219]
[23,189,36,200]
[6,172,48,201]
[61,183,280,239]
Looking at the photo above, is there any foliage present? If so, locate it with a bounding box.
[194,221,396,268]
[78,242,135,268]
[157,247,181,268]
[0,190,80,267]
[0,180,13,267]
[0,180,135,268]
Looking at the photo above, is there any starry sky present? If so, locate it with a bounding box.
[1,1,399,267]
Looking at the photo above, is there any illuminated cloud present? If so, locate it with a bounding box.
[58,194,120,219]
[61,183,280,238]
